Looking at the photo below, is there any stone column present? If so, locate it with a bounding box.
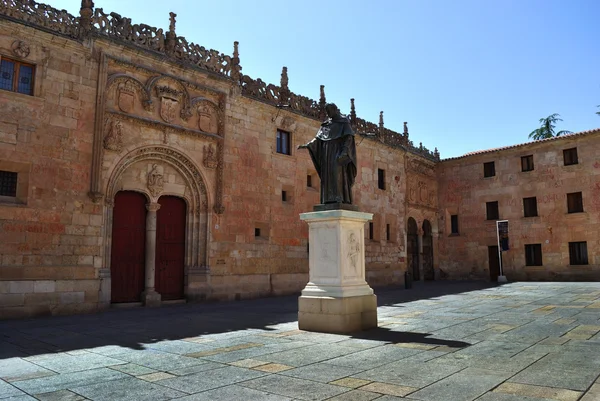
[298,210,377,333]
[141,202,161,307]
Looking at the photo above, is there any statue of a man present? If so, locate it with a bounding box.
[298,103,357,205]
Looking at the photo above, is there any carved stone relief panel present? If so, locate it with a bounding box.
[147,163,164,197]
[203,143,218,169]
[117,80,136,113]
[11,40,30,58]
[103,117,123,151]
[346,230,361,278]
[407,158,436,177]
[408,177,437,208]
[197,101,219,134]
[156,85,182,124]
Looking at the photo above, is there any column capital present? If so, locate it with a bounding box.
[146,203,161,212]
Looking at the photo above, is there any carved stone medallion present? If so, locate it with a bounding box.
[156,86,181,124]
[147,164,164,197]
[203,144,218,169]
[198,102,218,134]
[103,118,123,151]
[117,80,135,113]
[11,40,30,58]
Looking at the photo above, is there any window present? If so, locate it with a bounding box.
[254,228,261,237]
[0,170,18,197]
[567,192,583,213]
[525,244,542,266]
[307,175,312,188]
[450,215,459,234]
[0,56,34,95]
[563,148,578,166]
[486,201,499,220]
[521,155,534,172]
[569,241,588,265]
[386,224,390,241]
[281,191,287,202]
[276,129,291,155]
[483,162,495,178]
[523,197,538,217]
[377,169,386,190]
[369,222,374,240]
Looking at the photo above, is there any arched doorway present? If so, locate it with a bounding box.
[155,196,186,300]
[422,220,434,281]
[407,217,420,281]
[110,191,146,303]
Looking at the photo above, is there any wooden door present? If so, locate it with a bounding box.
[407,218,420,281]
[488,245,500,282]
[155,196,186,300]
[110,191,146,303]
[422,220,434,281]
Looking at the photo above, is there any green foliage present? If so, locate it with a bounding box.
[529,113,572,140]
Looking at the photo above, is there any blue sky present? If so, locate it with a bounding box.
[48,0,600,158]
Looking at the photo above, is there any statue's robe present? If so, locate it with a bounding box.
[304,116,357,204]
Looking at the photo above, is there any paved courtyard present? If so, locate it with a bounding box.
[1,281,600,401]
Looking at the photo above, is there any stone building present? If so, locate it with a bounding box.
[0,0,596,319]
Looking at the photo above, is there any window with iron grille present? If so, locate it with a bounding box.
[521,155,534,172]
[563,148,578,166]
[450,215,459,234]
[276,129,291,155]
[569,241,588,265]
[525,244,542,266]
[483,162,495,178]
[523,197,538,217]
[567,192,583,213]
[0,56,34,95]
[0,170,17,197]
[486,201,499,220]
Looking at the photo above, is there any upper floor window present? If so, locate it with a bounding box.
[486,201,499,220]
[0,56,34,96]
[0,170,18,197]
[450,214,459,234]
[483,162,495,178]
[521,155,534,172]
[276,129,291,155]
[567,192,583,213]
[563,148,578,166]
[523,197,538,217]
[377,169,386,190]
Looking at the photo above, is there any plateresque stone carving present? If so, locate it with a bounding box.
[147,163,164,197]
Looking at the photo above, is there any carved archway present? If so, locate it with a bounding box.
[103,146,209,284]
[407,217,420,281]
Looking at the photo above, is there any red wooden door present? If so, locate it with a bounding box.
[110,191,146,303]
[155,196,186,300]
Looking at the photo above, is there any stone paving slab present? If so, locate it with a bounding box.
[1,282,600,400]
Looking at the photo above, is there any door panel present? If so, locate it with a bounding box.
[156,196,186,300]
[488,245,500,282]
[110,191,146,303]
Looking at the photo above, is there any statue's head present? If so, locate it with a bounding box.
[325,103,341,119]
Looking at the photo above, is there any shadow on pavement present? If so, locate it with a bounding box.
[0,281,492,359]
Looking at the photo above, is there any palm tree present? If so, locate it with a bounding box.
[528,113,572,140]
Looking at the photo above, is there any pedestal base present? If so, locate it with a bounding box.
[142,290,161,307]
[298,294,377,333]
[497,275,508,283]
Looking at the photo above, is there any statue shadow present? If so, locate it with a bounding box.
[350,326,470,349]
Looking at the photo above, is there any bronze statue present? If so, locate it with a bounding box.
[298,103,357,206]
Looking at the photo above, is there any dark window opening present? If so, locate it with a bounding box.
[483,162,495,178]
[0,170,17,197]
[0,56,34,95]
[369,222,374,240]
[276,129,291,155]
[563,148,578,166]
[569,241,588,265]
[450,215,459,234]
[486,201,499,220]
[254,228,261,237]
[377,169,385,190]
[307,175,312,188]
[525,244,542,266]
[567,192,583,213]
[523,197,538,217]
[386,224,390,241]
[521,155,534,172]
[281,191,287,202]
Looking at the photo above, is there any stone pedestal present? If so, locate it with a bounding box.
[299,210,377,333]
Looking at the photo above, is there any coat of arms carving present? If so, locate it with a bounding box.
[197,102,219,134]
[117,80,136,113]
[156,86,182,124]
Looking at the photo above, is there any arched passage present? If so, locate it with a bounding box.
[407,217,420,281]
[422,220,434,281]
